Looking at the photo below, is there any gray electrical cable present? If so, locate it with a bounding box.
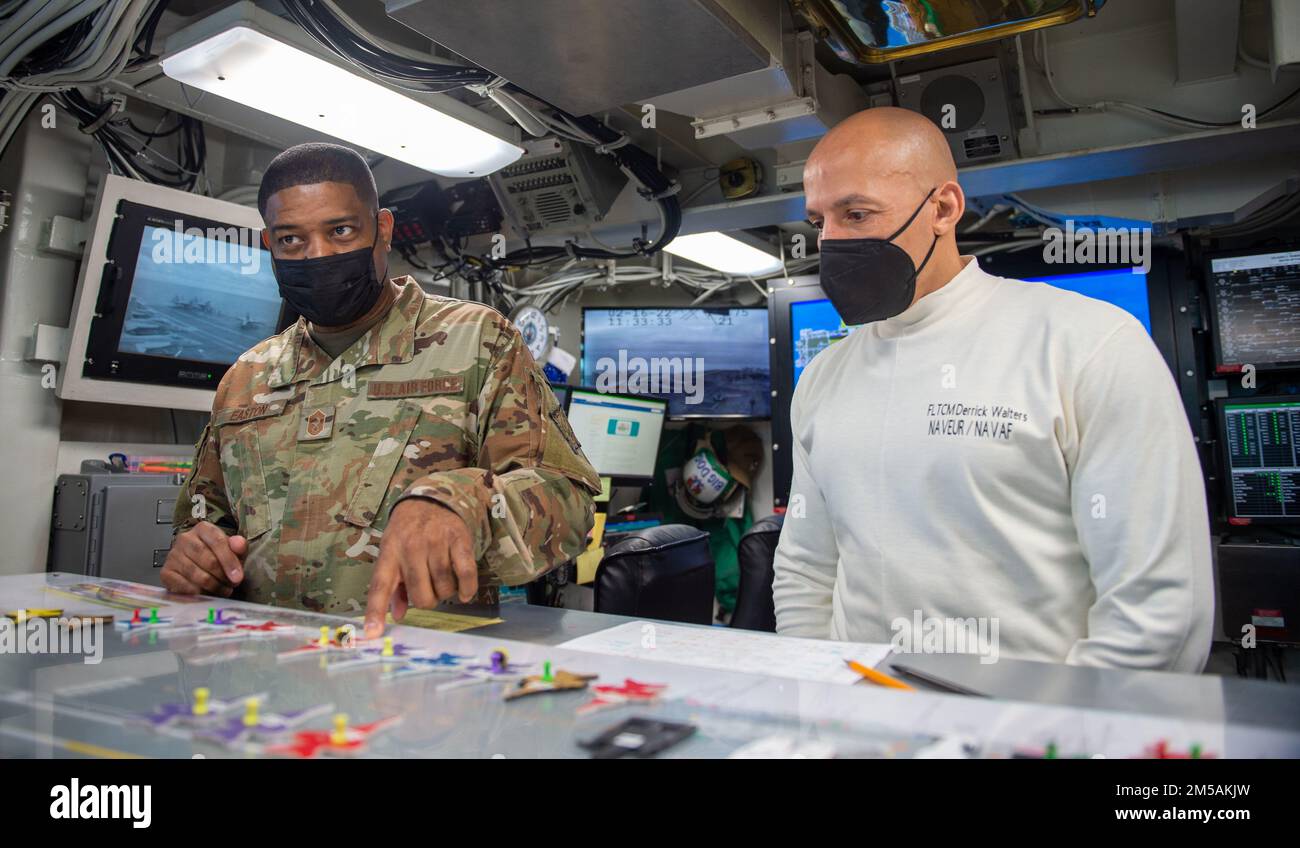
[0,89,37,157]
[25,0,154,87]
[0,0,191,185]
[0,2,50,45]
[21,0,155,86]
[0,0,85,74]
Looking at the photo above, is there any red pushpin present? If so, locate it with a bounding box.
[131,608,142,624]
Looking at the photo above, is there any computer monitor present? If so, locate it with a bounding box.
[565,388,667,482]
[1020,267,1153,334]
[549,383,571,411]
[581,307,770,419]
[1206,247,1300,372]
[769,280,839,507]
[1217,396,1300,525]
[790,296,853,390]
[60,175,288,411]
[89,200,282,374]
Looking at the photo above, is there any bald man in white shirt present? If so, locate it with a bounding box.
[772,107,1213,672]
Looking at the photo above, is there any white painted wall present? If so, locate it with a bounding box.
[0,107,93,575]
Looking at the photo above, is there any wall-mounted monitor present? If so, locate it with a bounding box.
[789,296,851,391]
[1019,267,1153,334]
[580,307,771,419]
[60,175,286,411]
[1206,247,1300,373]
[1217,396,1300,525]
[979,252,1175,360]
[768,279,840,508]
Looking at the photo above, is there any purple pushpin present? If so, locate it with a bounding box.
[490,650,507,673]
[194,717,250,747]
[137,701,191,728]
[194,705,323,746]
[418,652,470,667]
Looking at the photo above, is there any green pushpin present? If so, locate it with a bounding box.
[1045,741,1058,759]
[1190,743,1201,759]
[208,608,215,624]
[149,608,159,624]
[542,661,553,682]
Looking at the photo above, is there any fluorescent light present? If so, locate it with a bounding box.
[162,26,523,178]
[665,232,784,276]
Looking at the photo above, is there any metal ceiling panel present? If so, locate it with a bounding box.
[384,0,774,115]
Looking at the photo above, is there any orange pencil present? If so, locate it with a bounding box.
[845,659,915,691]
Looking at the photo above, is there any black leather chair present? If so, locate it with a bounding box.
[594,524,714,625]
[730,513,785,632]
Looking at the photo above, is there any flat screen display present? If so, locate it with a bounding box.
[84,199,287,391]
[118,224,281,365]
[1208,249,1300,370]
[565,389,667,479]
[582,307,770,418]
[1220,398,1300,523]
[1022,267,1152,334]
[789,298,851,389]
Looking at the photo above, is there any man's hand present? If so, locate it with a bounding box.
[364,498,477,638]
[161,523,247,596]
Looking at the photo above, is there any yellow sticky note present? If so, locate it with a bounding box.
[576,512,607,584]
[588,512,606,550]
[383,609,502,633]
[577,546,605,585]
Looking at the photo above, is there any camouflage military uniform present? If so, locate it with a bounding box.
[173,277,600,614]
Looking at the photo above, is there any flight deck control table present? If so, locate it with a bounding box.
[478,606,1300,733]
[0,574,1296,758]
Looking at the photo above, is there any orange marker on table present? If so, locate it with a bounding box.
[845,659,915,691]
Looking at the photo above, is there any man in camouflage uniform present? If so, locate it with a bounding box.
[164,143,599,638]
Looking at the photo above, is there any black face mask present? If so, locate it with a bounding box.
[818,188,938,325]
[271,228,383,327]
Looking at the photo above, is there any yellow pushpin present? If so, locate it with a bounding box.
[318,625,330,647]
[243,698,259,728]
[7,608,61,621]
[330,713,349,746]
[193,687,210,716]
[381,636,394,658]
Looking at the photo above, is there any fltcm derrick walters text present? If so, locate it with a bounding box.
[927,402,1029,441]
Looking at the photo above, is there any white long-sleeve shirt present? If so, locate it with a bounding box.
[772,256,1213,673]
